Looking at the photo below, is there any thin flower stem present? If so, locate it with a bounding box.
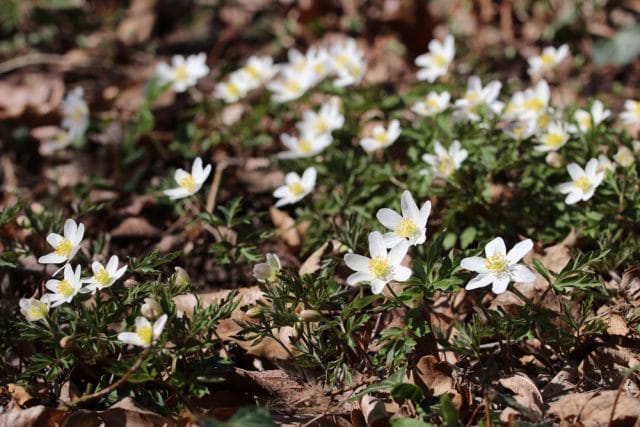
[385,283,411,310]
[62,346,152,409]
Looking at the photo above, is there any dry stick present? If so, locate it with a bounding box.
[63,347,151,409]
[608,366,640,427]
[205,160,228,214]
[0,53,67,74]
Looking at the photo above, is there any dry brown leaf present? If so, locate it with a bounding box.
[0,73,65,119]
[541,361,578,400]
[0,402,63,427]
[111,217,161,238]
[98,397,176,426]
[412,355,454,397]
[360,395,388,426]
[298,240,340,275]
[547,390,640,426]
[579,346,640,389]
[270,207,301,248]
[620,264,640,305]
[236,159,285,193]
[6,383,34,406]
[498,373,543,421]
[116,0,157,46]
[605,313,630,336]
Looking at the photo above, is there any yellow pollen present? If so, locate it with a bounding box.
[244,65,260,79]
[537,114,550,128]
[540,53,555,66]
[28,304,47,320]
[95,268,111,286]
[226,82,240,97]
[368,257,392,279]
[465,91,480,103]
[425,99,441,110]
[350,64,363,78]
[136,325,153,345]
[336,54,349,67]
[173,64,190,82]
[313,62,325,75]
[579,116,592,129]
[71,106,84,123]
[485,253,507,274]
[288,182,305,196]
[395,219,417,239]
[314,119,328,134]
[54,239,73,257]
[544,133,565,148]
[437,156,455,176]
[524,98,545,112]
[57,280,75,298]
[284,79,301,93]
[298,139,313,154]
[432,53,447,67]
[179,174,197,192]
[574,176,591,192]
[374,132,388,144]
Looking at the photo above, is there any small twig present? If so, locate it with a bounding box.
[205,159,228,213]
[0,53,85,74]
[62,347,151,408]
[385,284,411,310]
[485,393,492,427]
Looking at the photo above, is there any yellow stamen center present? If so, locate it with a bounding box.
[226,82,240,97]
[288,182,305,196]
[579,116,592,129]
[485,253,507,274]
[395,218,417,239]
[425,99,441,111]
[54,239,73,258]
[634,103,640,116]
[336,53,349,67]
[368,257,392,279]
[179,174,197,192]
[537,114,550,128]
[244,65,260,80]
[314,119,328,134]
[524,98,545,112]
[540,53,555,66]
[432,53,447,67]
[57,280,75,298]
[95,268,111,286]
[298,139,313,154]
[374,132,388,144]
[313,62,325,75]
[71,106,84,123]
[136,325,153,345]
[465,91,480,103]
[437,156,455,176]
[284,79,301,94]
[574,176,591,192]
[28,303,47,320]
[544,133,565,148]
[173,64,190,82]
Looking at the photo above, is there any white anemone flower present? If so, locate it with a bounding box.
[38,219,84,265]
[572,100,611,133]
[297,100,345,137]
[61,87,89,139]
[344,231,412,294]
[460,237,536,294]
[454,76,503,122]
[527,45,570,76]
[614,146,635,167]
[238,55,279,89]
[273,167,316,207]
[597,154,615,173]
[277,132,333,159]
[40,129,73,155]
[82,255,127,294]
[330,38,367,87]
[19,298,49,322]
[415,35,455,82]
[376,190,431,248]
[502,119,537,140]
[253,253,281,282]
[620,99,640,125]
[156,53,209,92]
[559,158,604,204]
[535,121,570,152]
[118,314,168,348]
[213,72,252,103]
[420,140,468,178]
[43,264,83,307]
[411,91,450,117]
[164,157,212,200]
[267,67,315,103]
[359,120,401,152]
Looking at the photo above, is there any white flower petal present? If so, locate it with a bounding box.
[506,239,533,263]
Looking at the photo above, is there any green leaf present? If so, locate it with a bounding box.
[391,383,424,403]
[439,395,462,427]
[593,25,640,66]
[198,406,276,427]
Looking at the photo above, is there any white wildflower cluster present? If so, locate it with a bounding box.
[214,56,278,103]
[163,157,212,200]
[20,218,167,348]
[41,87,90,155]
[156,53,209,93]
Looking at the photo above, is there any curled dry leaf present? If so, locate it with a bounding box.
[579,346,640,389]
[111,217,161,238]
[541,361,578,400]
[411,355,454,397]
[236,158,285,194]
[270,207,301,248]
[298,240,341,275]
[6,383,34,406]
[116,0,157,46]
[547,390,640,426]
[0,402,63,427]
[0,73,65,119]
[359,395,388,426]
[498,373,544,421]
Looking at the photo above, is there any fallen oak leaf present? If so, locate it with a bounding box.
[547,390,640,426]
[498,373,543,421]
[411,355,454,397]
[111,217,161,238]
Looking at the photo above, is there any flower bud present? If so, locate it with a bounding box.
[299,309,322,322]
[16,215,31,228]
[253,253,281,282]
[59,336,73,349]
[173,267,191,287]
[141,298,163,320]
[30,203,44,215]
[545,151,564,168]
[246,306,265,319]
[124,278,139,288]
